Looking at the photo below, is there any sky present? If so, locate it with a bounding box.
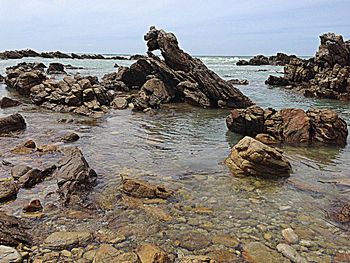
[0,0,349,56]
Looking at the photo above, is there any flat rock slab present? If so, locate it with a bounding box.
[43,231,92,250]
[0,245,22,263]
[243,242,290,263]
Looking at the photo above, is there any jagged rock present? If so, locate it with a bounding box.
[227,79,249,85]
[121,176,172,199]
[0,114,26,134]
[124,26,253,110]
[23,199,43,212]
[0,212,32,246]
[47,62,66,74]
[225,136,292,178]
[266,33,350,100]
[243,242,290,263]
[23,139,36,148]
[268,53,298,66]
[0,245,22,263]
[226,106,348,146]
[248,55,269,65]
[136,243,169,263]
[43,231,92,250]
[238,53,298,66]
[0,97,21,108]
[54,147,97,205]
[0,179,18,203]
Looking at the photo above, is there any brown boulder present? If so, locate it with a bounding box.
[136,243,170,263]
[0,212,32,246]
[0,97,21,108]
[0,114,26,134]
[225,136,292,178]
[23,199,43,213]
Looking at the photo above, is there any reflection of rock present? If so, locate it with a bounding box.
[266,33,350,100]
[225,136,291,178]
[121,176,172,199]
[226,106,348,146]
[0,114,26,134]
[54,147,97,205]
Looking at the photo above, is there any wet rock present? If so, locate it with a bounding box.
[236,60,249,66]
[225,136,291,178]
[179,255,216,263]
[121,176,172,199]
[0,245,22,263]
[282,228,299,244]
[130,54,147,60]
[331,203,350,223]
[18,169,44,188]
[249,55,269,65]
[226,105,348,146]
[136,243,169,263]
[47,63,66,74]
[23,139,36,149]
[255,133,279,145]
[0,212,32,246]
[0,97,21,108]
[211,235,239,248]
[0,74,4,83]
[276,243,307,263]
[61,132,80,143]
[11,164,32,179]
[178,232,211,251]
[265,75,290,86]
[0,113,26,134]
[227,79,249,85]
[43,231,92,250]
[269,53,298,66]
[23,199,43,213]
[54,147,97,205]
[111,97,128,109]
[243,242,290,263]
[0,179,18,203]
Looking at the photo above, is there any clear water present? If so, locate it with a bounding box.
[0,56,349,258]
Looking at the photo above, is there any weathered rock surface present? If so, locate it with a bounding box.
[121,176,172,199]
[0,97,21,108]
[225,136,291,178]
[54,147,97,205]
[0,113,26,134]
[226,105,348,146]
[47,62,66,74]
[243,242,290,263]
[266,33,350,100]
[227,79,249,85]
[122,26,253,110]
[43,231,92,250]
[0,179,18,203]
[0,212,32,246]
[0,245,22,263]
[136,243,169,263]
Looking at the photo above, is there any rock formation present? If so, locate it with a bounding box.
[0,114,26,134]
[266,33,350,100]
[226,105,348,146]
[237,53,298,66]
[225,136,292,178]
[47,62,66,74]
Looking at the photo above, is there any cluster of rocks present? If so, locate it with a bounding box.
[0,48,145,60]
[266,33,350,100]
[226,105,348,146]
[237,53,298,66]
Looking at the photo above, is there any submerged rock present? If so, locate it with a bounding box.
[54,147,97,205]
[0,97,21,108]
[266,33,350,100]
[0,113,26,134]
[225,136,291,178]
[243,242,290,263]
[121,176,172,199]
[226,105,348,146]
[0,212,32,246]
[276,244,307,263]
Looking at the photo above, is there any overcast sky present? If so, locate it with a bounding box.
[0,0,349,56]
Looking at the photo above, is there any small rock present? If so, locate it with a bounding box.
[276,243,307,263]
[43,231,92,250]
[282,228,299,244]
[23,199,43,212]
[0,245,22,263]
[61,132,80,143]
[0,114,26,134]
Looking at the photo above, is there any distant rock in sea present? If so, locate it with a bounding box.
[237,53,298,66]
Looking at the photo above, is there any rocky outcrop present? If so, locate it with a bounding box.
[0,212,32,246]
[47,62,66,74]
[121,26,253,110]
[54,147,97,205]
[243,242,290,263]
[266,33,350,100]
[226,105,348,146]
[225,136,292,178]
[237,53,297,66]
[0,114,26,134]
[0,49,40,60]
[227,79,249,85]
[0,97,21,108]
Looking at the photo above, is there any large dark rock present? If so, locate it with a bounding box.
[0,212,32,246]
[54,147,97,205]
[0,97,21,108]
[0,114,26,134]
[226,106,348,146]
[125,26,253,110]
[47,62,66,74]
[268,52,298,66]
[266,33,350,100]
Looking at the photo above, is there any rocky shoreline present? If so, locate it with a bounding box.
[1,27,350,262]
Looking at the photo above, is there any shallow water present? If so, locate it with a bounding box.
[0,56,349,259]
